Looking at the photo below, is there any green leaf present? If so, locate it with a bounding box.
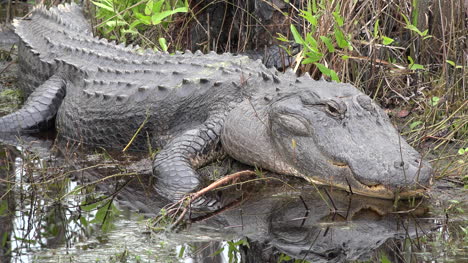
[152,0,165,14]
[332,11,344,27]
[305,33,318,51]
[429,96,440,106]
[144,0,154,16]
[319,36,335,52]
[341,55,350,60]
[134,12,152,25]
[446,60,456,67]
[330,70,340,82]
[92,1,115,12]
[409,121,423,129]
[334,27,349,49]
[80,216,89,227]
[104,20,127,27]
[380,253,392,263]
[314,63,331,76]
[382,36,394,45]
[458,148,466,155]
[302,51,322,64]
[276,33,289,42]
[81,201,100,212]
[290,24,305,45]
[409,63,425,70]
[151,7,188,25]
[121,28,139,36]
[408,56,424,70]
[178,245,186,258]
[373,19,380,38]
[299,10,318,26]
[159,37,168,51]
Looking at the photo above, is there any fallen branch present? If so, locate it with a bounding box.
[149,170,256,231]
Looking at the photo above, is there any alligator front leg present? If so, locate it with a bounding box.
[153,117,225,201]
[0,74,66,133]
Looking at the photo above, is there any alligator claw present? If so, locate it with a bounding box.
[190,192,221,210]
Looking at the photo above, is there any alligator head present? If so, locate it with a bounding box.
[222,80,433,199]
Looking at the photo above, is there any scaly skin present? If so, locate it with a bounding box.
[0,3,433,202]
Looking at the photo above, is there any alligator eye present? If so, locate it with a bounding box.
[326,101,341,117]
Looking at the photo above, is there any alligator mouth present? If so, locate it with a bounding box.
[302,161,428,199]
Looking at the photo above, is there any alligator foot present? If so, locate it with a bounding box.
[152,115,226,201]
[0,73,65,133]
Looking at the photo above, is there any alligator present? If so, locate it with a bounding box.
[0,3,432,201]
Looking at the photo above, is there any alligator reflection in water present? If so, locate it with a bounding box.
[0,139,433,262]
[174,186,430,262]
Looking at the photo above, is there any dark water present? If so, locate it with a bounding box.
[0,135,467,263]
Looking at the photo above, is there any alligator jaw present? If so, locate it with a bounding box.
[300,163,429,200]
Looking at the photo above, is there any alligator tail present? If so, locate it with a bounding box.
[0,74,66,133]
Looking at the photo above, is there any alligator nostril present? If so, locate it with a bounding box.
[394,161,408,169]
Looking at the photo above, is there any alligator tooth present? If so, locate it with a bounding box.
[84,79,91,87]
[195,50,203,56]
[304,72,312,79]
[175,51,183,55]
[209,51,217,55]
